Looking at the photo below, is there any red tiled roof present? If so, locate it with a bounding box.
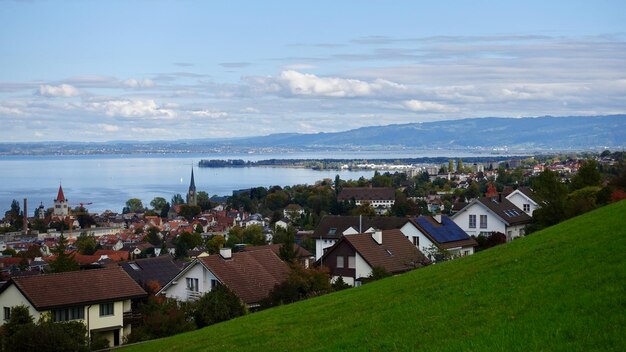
[199,249,289,305]
[341,229,427,275]
[56,184,66,201]
[94,250,130,262]
[244,243,312,258]
[1,267,146,310]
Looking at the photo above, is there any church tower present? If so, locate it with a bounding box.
[53,184,69,217]
[187,167,197,206]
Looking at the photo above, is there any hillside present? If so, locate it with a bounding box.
[123,201,626,352]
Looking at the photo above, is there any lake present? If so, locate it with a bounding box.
[0,150,505,213]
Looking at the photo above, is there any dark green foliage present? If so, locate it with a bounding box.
[48,234,79,273]
[197,191,213,211]
[331,276,351,291]
[144,226,162,246]
[473,232,507,251]
[150,197,168,213]
[126,297,195,343]
[124,198,145,213]
[75,232,97,255]
[178,204,201,221]
[368,266,391,281]
[263,266,331,307]
[570,160,601,191]
[531,169,568,229]
[171,194,185,206]
[193,285,246,328]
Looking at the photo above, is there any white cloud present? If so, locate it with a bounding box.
[0,105,25,116]
[403,99,458,113]
[130,127,167,133]
[283,63,317,70]
[275,70,406,97]
[189,110,228,118]
[97,123,120,132]
[38,84,81,97]
[86,99,176,119]
[241,107,260,113]
[122,79,156,88]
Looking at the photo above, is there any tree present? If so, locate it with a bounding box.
[449,159,455,173]
[278,228,299,263]
[171,194,185,206]
[75,232,97,255]
[531,170,568,229]
[123,198,144,213]
[206,235,225,254]
[193,284,246,328]
[457,159,464,172]
[48,234,79,273]
[263,266,331,307]
[243,225,266,246]
[570,160,601,191]
[150,197,168,213]
[368,266,391,281]
[144,226,162,246]
[334,175,342,195]
[331,276,351,291]
[197,191,212,211]
[351,202,376,217]
[3,199,23,231]
[178,204,201,221]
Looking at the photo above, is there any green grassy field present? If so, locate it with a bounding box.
[123,201,626,352]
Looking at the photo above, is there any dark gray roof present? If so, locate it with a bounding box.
[120,255,183,288]
[313,215,409,239]
[476,197,532,226]
[337,187,395,202]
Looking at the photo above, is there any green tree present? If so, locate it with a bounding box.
[193,284,246,328]
[368,266,391,281]
[531,170,568,229]
[178,204,201,221]
[263,266,331,307]
[171,194,185,206]
[123,198,144,213]
[206,235,225,254]
[75,232,97,255]
[277,227,299,263]
[197,191,212,211]
[150,197,168,213]
[457,159,464,172]
[351,202,377,216]
[144,226,162,246]
[243,225,266,246]
[570,160,602,191]
[48,234,79,273]
[449,159,455,173]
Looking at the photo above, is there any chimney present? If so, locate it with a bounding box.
[372,230,383,245]
[23,198,28,235]
[498,192,502,202]
[433,214,442,223]
[220,247,232,259]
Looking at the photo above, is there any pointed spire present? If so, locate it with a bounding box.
[189,167,196,192]
[56,184,66,201]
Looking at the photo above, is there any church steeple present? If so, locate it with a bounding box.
[53,183,69,217]
[187,167,197,206]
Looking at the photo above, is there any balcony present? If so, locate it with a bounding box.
[122,311,142,325]
[187,290,202,301]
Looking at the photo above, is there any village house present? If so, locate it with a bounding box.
[158,248,289,309]
[0,267,146,348]
[317,229,428,286]
[401,215,478,260]
[451,196,532,241]
[120,255,183,290]
[337,187,396,214]
[504,187,540,216]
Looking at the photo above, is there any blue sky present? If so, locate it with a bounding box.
[1,0,625,142]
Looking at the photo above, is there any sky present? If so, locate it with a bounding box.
[1,0,625,142]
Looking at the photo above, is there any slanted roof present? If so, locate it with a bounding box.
[340,229,427,275]
[120,255,183,288]
[410,216,478,249]
[56,184,66,201]
[244,243,312,258]
[337,187,395,202]
[313,215,408,239]
[1,267,147,310]
[199,249,289,305]
[514,187,539,204]
[477,197,532,226]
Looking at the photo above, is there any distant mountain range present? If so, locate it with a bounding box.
[1,115,625,155]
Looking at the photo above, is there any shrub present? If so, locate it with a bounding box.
[193,284,246,328]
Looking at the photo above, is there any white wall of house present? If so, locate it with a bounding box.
[315,238,337,260]
[0,285,41,323]
[506,224,527,241]
[163,263,219,301]
[354,252,372,280]
[453,203,506,237]
[506,192,538,216]
[331,275,355,286]
[400,223,436,254]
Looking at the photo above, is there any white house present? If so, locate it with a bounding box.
[0,267,146,348]
[337,187,396,209]
[158,248,289,308]
[505,187,540,216]
[400,215,477,260]
[451,196,532,241]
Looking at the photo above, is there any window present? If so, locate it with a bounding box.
[211,279,219,289]
[348,256,356,269]
[523,204,530,212]
[336,256,344,268]
[412,236,419,247]
[3,307,10,321]
[99,302,114,317]
[480,215,488,229]
[52,306,84,322]
[463,250,470,256]
[469,214,476,228]
[186,278,199,292]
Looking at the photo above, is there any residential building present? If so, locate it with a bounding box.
[451,196,532,241]
[317,229,427,286]
[505,187,540,216]
[337,187,396,214]
[401,215,477,260]
[0,268,147,347]
[120,255,183,289]
[158,248,289,309]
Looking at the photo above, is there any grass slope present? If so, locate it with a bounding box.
[124,201,626,352]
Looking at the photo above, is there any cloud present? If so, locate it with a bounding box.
[403,99,458,113]
[97,123,120,132]
[241,107,260,113]
[282,63,317,70]
[37,84,81,97]
[174,62,194,67]
[189,110,228,118]
[219,62,251,68]
[122,79,155,88]
[85,99,176,119]
[274,70,406,97]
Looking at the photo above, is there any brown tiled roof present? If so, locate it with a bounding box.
[244,243,312,258]
[477,197,532,226]
[199,249,289,305]
[337,187,395,202]
[313,215,408,239]
[342,229,427,275]
[2,267,147,310]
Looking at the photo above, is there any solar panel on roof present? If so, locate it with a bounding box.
[415,216,470,243]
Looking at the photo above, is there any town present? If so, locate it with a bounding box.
[0,150,624,349]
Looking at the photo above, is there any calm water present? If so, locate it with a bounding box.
[0,150,500,213]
